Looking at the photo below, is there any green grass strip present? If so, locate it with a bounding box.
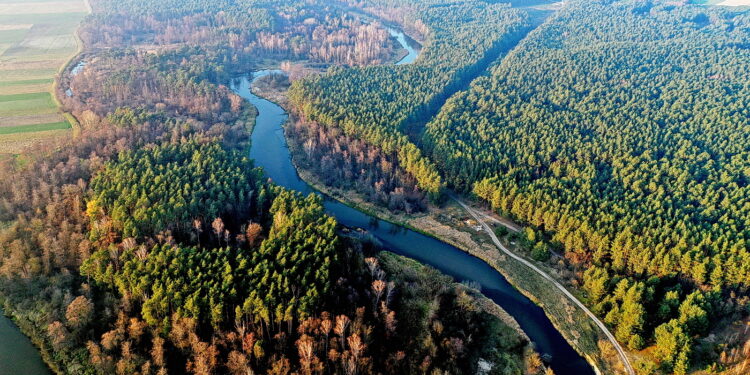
[0,78,54,87]
[0,121,70,135]
[0,92,52,102]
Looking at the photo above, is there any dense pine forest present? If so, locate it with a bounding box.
[0,0,535,374]
[1,136,527,373]
[419,0,750,373]
[289,0,531,201]
[279,0,750,373]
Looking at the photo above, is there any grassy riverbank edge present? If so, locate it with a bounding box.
[53,0,93,138]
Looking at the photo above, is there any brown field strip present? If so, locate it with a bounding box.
[0,82,51,95]
[0,128,69,154]
[0,113,62,127]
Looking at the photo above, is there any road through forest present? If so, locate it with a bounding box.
[419,3,635,372]
[453,196,636,375]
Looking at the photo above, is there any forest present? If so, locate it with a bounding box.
[421,0,750,372]
[3,0,748,373]
[82,0,398,67]
[2,133,529,373]
[243,73,426,212]
[0,0,536,374]
[289,0,531,201]
[287,112,429,213]
[60,0,405,123]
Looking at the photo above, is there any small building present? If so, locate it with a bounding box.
[464,219,483,232]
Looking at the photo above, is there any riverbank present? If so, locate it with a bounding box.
[252,77,625,374]
[0,306,51,375]
[235,70,595,375]
[291,132,623,375]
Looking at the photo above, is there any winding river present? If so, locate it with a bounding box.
[230,29,595,375]
[0,23,593,375]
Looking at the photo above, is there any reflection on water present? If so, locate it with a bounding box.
[65,61,87,97]
[388,28,419,65]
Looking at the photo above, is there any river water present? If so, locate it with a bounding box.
[388,28,418,65]
[0,309,51,375]
[65,60,87,97]
[230,28,595,375]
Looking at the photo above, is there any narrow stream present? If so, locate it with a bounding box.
[230,27,595,375]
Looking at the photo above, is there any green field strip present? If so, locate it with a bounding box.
[0,127,69,139]
[4,43,77,59]
[0,12,87,26]
[0,0,76,3]
[0,3,88,16]
[0,121,69,135]
[25,18,83,35]
[3,52,76,62]
[0,83,51,95]
[0,78,53,87]
[0,97,57,116]
[0,92,52,102]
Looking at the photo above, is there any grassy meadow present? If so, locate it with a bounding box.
[0,0,88,155]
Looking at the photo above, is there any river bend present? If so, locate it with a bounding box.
[230,28,594,375]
